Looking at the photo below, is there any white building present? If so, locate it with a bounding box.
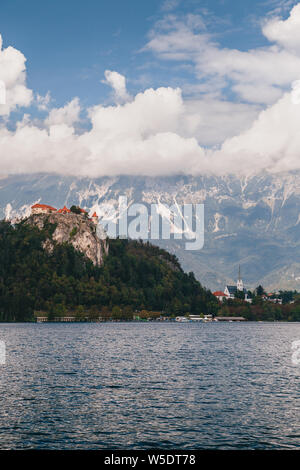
[223,266,252,303]
[31,203,57,215]
[263,294,283,304]
[213,291,227,302]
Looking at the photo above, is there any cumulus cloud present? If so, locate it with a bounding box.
[45,98,81,127]
[0,79,299,178]
[182,98,260,146]
[36,92,51,111]
[1,4,300,178]
[0,34,32,115]
[291,79,300,103]
[145,5,300,105]
[263,3,300,53]
[219,90,300,174]
[103,70,131,103]
[0,86,205,176]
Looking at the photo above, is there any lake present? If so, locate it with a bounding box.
[0,322,300,449]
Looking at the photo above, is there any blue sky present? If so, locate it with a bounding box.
[0,0,297,108]
[0,0,300,177]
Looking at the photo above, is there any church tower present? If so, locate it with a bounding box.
[237,265,244,291]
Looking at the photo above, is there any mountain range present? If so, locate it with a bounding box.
[0,172,299,292]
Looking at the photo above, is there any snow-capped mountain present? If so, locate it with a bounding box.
[0,172,299,291]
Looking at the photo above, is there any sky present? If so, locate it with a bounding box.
[0,0,300,176]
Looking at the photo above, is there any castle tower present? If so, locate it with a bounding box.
[91,211,99,225]
[237,265,244,291]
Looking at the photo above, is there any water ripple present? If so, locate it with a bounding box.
[0,322,300,449]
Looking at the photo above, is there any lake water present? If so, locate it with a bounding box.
[0,322,300,449]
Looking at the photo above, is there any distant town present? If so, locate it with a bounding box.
[212,267,289,306]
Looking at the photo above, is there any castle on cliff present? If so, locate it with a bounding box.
[31,203,99,225]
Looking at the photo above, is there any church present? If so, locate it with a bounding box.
[224,267,252,303]
[214,267,252,303]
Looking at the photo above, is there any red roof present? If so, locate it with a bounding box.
[213,291,226,297]
[92,212,98,218]
[32,204,57,211]
[58,205,71,213]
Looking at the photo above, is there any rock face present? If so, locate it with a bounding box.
[27,212,108,266]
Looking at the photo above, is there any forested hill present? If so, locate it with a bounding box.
[0,220,217,321]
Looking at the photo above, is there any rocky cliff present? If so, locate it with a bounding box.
[26,212,108,266]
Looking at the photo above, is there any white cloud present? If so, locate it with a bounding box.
[182,98,260,146]
[45,98,81,127]
[36,92,51,111]
[219,91,300,174]
[161,0,180,12]
[0,86,205,177]
[0,78,299,178]
[0,34,33,115]
[1,3,300,179]
[291,79,300,103]
[103,70,131,103]
[145,6,300,105]
[231,83,282,105]
[263,3,300,53]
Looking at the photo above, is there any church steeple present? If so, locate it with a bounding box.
[237,265,244,291]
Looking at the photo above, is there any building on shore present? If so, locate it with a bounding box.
[214,266,252,303]
[213,291,227,302]
[36,316,104,322]
[262,293,283,304]
[175,314,213,322]
[215,317,246,322]
[189,314,213,322]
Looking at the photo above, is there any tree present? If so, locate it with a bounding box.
[0,220,222,321]
[111,306,122,320]
[256,285,265,297]
[70,205,81,215]
[279,290,297,304]
[235,290,245,300]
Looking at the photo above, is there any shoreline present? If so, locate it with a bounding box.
[0,319,299,324]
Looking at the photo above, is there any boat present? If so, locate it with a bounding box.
[175,316,190,322]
